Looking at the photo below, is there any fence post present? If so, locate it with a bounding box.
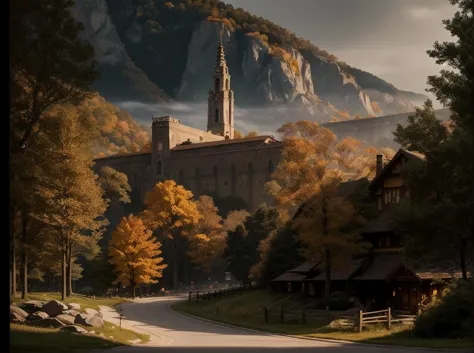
[196,291,199,303]
[302,308,306,324]
[358,310,363,333]
[280,306,284,324]
[264,307,268,323]
[188,291,192,303]
[387,307,391,330]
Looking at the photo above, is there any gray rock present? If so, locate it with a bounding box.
[10,311,26,323]
[67,303,81,310]
[63,309,80,317]
[84,308,99,316]
[27,318,65,329]
[56,314,76,325]
[20,300,44,313]
[74,313,104,328]
[42,300,68,317]
[27,311,49,321]
[60,325,88,334]
[10,305,29,320]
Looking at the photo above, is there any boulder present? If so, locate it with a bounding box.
[10,305,29,320]
[84,308,102,317]
[56,314,76,325]
[27,318,65,329]
[20,300,44,313]
[10,311,26,323]
[67,303,81,310]
[27,311,49,321]
[63,309,80,317]
[60,325,88,334]
[42,300,68,317]
[74,313,104,328]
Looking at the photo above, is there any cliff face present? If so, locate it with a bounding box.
[72,0,168,103]
[74,2,426,120]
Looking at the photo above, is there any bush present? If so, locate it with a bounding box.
[328,291,350,311]
[414,281,474,339]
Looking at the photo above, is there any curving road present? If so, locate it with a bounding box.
[92,296,448,353]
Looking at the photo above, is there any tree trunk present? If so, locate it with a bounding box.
[324,246,331,306]
[66,244,72,297]
[21,213,29,300]
[460,238,468,281]
[61,247,67,301]
[10,206,17,298]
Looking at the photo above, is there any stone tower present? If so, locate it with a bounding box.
[207,31,235,139]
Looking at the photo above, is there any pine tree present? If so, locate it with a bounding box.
[109,215,167,298]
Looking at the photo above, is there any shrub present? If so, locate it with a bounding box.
[414,281,474,339]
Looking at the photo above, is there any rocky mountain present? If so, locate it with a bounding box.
[72,0,428,122]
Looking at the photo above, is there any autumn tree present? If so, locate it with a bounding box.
[267,121,374,301]
[188,196,226,273]
[99,166,132,204]
[140,180,201,289]
[33,106,108,300]
[233,130,243,139]
[393,1,474,280]
[246,131,258,138]
[109,215,167,298]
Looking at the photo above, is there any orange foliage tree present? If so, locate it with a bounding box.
[267,121,375,302]
[140,180,201,289]
[109,215,167,298]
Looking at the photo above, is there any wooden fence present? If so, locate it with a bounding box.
[263,307,357,326]
[188,284,253,303]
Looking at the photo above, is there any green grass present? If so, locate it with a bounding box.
[11,292,127,311]
[172,290,472,350]
[10,292,148,353]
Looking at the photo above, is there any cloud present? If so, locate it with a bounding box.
[408,7,441,19]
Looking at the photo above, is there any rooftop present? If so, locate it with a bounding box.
[94,151,151,161]
[171,135,281,151]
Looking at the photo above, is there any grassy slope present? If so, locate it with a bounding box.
[10,292,149,353]
[172,290,471,350]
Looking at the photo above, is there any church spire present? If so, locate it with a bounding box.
[207,27,235,139]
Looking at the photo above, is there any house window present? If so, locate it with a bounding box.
[287,283,292,293]
[384,189,400,205]
[157,161,162,176]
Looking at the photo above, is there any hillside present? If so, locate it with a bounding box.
[73,0,428,121]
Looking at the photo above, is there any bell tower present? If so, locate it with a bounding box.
[207,27,234,139]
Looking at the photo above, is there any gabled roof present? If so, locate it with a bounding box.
[271,272,306,282]
[287,261,321,274]
[171,135,280,151]
[369,148,425,192]
[353,252,403,281]
[310,259,364,281]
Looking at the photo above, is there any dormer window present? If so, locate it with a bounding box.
[384,189,400,205]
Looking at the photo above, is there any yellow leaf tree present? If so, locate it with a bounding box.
[140,180,201,290]
[188,196,226,273]
[267,121,375,302]
[109,215,167,298]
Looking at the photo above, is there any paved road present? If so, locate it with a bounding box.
[92,296,453,353]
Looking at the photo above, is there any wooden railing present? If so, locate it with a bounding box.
[188,284,253,303]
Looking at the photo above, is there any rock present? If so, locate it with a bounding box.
[10,305,29,320]
[63,309,80,317]
[42,300,68,317]
[56,314,76,325]
[89,330,95,335]
[20,300,44,313]
[27,318,65,329]
[67,303,81,310]
[10,311,26,323]
[98,333,105,338]
[60,325,88,334]
[74,314,105,328]
[27,311,49,321]
[84,308,99,316]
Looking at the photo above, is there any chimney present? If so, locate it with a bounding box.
[376,154,384,176]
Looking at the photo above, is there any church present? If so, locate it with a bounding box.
[94,39,282,212]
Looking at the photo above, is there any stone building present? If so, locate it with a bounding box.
[94,39,282,213]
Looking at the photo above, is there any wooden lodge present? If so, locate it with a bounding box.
[271,149,468,314]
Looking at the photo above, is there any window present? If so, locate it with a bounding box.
[157,161,162,176]
[215,108,219,123]
[157,141,163,151]
[384,189,400,205]
[268,160,274,174]
[226,79,229,90]
[215,78,220,92]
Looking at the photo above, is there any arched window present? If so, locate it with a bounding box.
[226,79,229,90]
[268,160,274,174]
[157,161,162,176]
[215,78,220,92]
[215,108,219,123]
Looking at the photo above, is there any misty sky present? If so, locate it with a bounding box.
[225,0,455,95]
